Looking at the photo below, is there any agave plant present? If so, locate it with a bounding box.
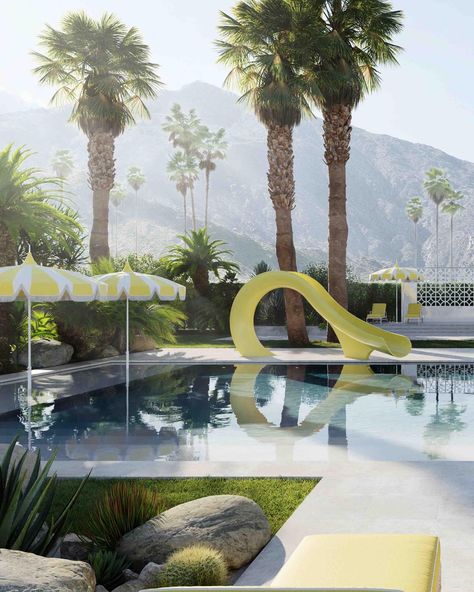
[0,437,88,555]
[88,548,130,589]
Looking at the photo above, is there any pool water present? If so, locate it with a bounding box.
[1,363,474,462]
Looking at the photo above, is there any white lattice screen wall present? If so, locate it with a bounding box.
[417,283,474,307]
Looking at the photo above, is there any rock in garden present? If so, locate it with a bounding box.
[118,495,271,570]
[138,562,164,587]
[96,345,120,359]
[95,586,109,592]
[110,581,144,592]
[19,338,73,368]
[60,533,91,562]
[0,549,95,591]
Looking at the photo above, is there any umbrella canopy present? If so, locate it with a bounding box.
[369,263,423,283]
[97,261,186,302]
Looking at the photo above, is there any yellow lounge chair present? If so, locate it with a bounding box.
[154,533,441,592]
[405,302,423,323]
[366,303,387,323]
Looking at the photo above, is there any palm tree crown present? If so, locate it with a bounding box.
[127,166,146,193]
[405,196,423,224]
[51,149,74,181]
[424,168,450,206]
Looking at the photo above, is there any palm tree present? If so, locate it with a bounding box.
[423,168,451,273]
[405,196,423,267]
[165,229,239,296]
[217,0,318,346]
[163,104,205,230]
[442,189,464,270]
[199,127,228,227]
[167,151,199,235]
[51,149,74,191]
[296,0,403,341]
[0,145,81,372]
[127,166,146,256]
[110,182,127,257]
[33,11,162,261]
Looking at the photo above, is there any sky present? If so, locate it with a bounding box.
[1,0,474,161]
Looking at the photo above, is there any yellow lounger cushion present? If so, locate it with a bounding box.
[271,534,440,592]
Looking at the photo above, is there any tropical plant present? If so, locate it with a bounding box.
[163,104,205,230]
[252,260,272,276]
[127,166,146,255]
[441,189,464,269]
[158,545,228,587]
[0,145,81,373]
[33,11,162,261]
[110,182,127,258]
[167,151,199,235]
[87,549,130,589]
[295,0,403,340]
[51,149,74,190]
[217,0,317,346]
[405,196,423,267]
[84,481,162,549]
[199,127,228,227]
[165,229,239,296]
[0,437,88,555]
[423,168,451,272]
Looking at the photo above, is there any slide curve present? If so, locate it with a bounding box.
[229,271,411,360]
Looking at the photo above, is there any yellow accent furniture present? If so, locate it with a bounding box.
[155,534,441,592]
[405,302,423,323]
[366,303,388,323]
[229,271,411,360]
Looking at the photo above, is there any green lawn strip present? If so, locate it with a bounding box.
[54,477,318,536]
[411,340,474,348]
[163,332,339,349]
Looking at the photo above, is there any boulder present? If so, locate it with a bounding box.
[0,442,38,489]
[122,569,139,582]
[138,562,164,587]
[0,549,95,591]
[19,339,73,369]
[110,581,143,592]
[118,495,271,570]
[96,345,120,359]
[95,587,109,592]
[60,533,91,562]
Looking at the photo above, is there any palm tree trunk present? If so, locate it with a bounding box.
[323,104,352,343]
[414,221,418,268]
[88,131,115,261]
[0,223,17,373]
[182,191,187,235]
[205,168,210,228]
[435,204,439,278]
[190,187,197,231]
[267,122,309,346]
[135,189,139,257]
[450,214,453,269]
[115,207,118,258]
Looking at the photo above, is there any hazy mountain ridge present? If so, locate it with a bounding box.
[1,81,473,275]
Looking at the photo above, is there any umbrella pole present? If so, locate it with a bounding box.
[396,281,399,323]
[27,297,32,450]
[126,298,129,436]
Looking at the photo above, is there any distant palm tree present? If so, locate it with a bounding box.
[405,196,423,267]
[33,11,162,261]
[165,229,239,296]
[424,168,451,272]
[51,149,74,192]
[217,0,318,346]
[163,104,204,230]
[199,127,228,227]
[110,182,127,257]
[127,166,146,256]
[442,189,464,269]
[167,152,199,235]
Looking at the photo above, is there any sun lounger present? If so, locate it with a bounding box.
[405,302,423,323]
[366,303,387,323]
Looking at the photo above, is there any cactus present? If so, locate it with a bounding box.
[158,544,228,587]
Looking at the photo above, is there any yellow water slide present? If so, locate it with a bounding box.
[229,271,411,360]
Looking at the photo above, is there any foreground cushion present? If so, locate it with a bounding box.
[271,534,440,592]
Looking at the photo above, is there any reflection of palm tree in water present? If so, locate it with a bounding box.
[424,402,467,459]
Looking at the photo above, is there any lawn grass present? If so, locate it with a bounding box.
[54,477,318,535]
[166,331,338,349]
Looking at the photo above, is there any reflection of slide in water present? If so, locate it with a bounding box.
[230,364,418,458]
[230,271,411,359]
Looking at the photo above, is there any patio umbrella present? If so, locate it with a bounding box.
[369,263,424,322]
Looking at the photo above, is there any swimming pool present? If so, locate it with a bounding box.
[1,363,473,462]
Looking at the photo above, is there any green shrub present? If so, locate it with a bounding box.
[0,437,88,555]
[84,481,162,549]
[88,548,129,590]
[158,544,228,587]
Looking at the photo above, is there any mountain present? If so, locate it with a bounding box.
[0,90,40,114]
[0,81,473,276]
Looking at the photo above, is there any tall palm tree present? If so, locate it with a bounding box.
[217,0,320,346]
[165,229,239,296]
[167,151,199,235]
[163,104,205,231]
[423,168,451,272]
[296,0,403,341]
[199,127,228,227]
[0,145,81,372]
[33,11,162,261]
[110,182,127,257]
[405,196,423,267]
[126,166,146,256]
[442,189,464,269]
[51,149,74,192]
